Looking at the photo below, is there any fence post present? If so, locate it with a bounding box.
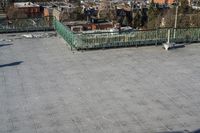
[156,28,158,46]
[167,29,170,44]
[198,29,200,41]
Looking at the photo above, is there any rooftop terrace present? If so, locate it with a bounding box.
[0,32,200,133]
[14,2,39,8]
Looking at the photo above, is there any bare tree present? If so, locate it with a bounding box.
[7,7,27,19]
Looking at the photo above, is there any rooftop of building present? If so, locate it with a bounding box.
[14,2,39,8]
[0,32,200,133]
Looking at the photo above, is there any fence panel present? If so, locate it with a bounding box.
[2,16,199,50]
[53,18,83,49]
[77,27,200,50]
[0,17,54,33]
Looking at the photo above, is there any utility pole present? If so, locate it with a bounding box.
[173,0,179,38]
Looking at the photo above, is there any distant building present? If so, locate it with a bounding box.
[7,2,41,19]
[83,17,113,30]
[14,2,41,17]
[152,0,192,5]
[153,0,174,4]
[45,2,76,21]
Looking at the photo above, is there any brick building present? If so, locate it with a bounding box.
[153,0,192,5]
[14,2,40,17]
[7,2,41,19]
[153,0,175,4]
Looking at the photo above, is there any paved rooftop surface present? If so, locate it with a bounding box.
[0,33,200,133]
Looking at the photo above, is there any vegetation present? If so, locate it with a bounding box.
[70,7,84,20]
[178,0,191,14]
[3,0,200,29]
[133,11,141,29]
[147,1,160,29]
[7,7,27,19]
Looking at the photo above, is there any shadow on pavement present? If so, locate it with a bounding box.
[0,61,23,68]
[0,44,13,47]
[193,129,200,133]
[156,131,188,133]
[156,129,200,133]
[173,45,185,49]
[168,44,185,50]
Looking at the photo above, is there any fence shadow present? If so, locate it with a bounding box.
[156,131,189,133]
[0,61,23,68]
[156,128,200,133]
[0,44,13,47]
[167,44,185,50]
[193,129,200,133]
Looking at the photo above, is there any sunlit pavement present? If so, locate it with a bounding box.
[0,33,200,133]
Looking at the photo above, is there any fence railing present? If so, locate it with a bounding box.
[1,17,200,50]
[53,17,81,49]
[0,17,54,33]
[52,18,200,50]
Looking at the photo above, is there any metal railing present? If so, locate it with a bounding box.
[52,18,200,50]
[1,17,200,50]
[0,17,54,33]
[53,17,82,49]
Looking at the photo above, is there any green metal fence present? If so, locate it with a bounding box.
[173,28,200,43]
[78,31,156,49]
[53,18,200,50]
[79,28,200,50]
[53,17,82,49]
[1,17,199,50]
[0,17,54,33]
